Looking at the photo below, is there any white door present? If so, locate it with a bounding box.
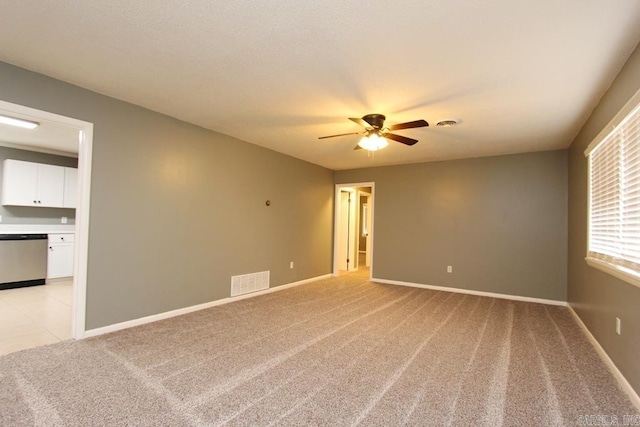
[364,194,372,267]
[337,191,349,270]
[355,190,372,269]
[337,190,358,271]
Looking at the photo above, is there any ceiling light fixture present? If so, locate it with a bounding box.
[358,132,389,151]
[0,114,39,129]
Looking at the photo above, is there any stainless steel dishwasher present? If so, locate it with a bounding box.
[0,234,48,290]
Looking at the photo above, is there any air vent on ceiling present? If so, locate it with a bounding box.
[436,119,460,127]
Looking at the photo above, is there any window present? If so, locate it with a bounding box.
[585,89,640,288]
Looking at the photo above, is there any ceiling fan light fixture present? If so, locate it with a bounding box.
[0,114,39,129]
[358,133,389,151]
[319,113,427,150]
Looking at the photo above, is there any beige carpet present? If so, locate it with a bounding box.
[1,270,638,426]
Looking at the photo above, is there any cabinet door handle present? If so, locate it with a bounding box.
[49,246,53,250]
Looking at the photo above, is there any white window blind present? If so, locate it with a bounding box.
[587,99,640,278]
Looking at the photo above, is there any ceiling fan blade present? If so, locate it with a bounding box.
[353,144,363,150]
[349,117,371,128]
[318,132,362,140]
[387,119,429,131]
[384,133,418,146]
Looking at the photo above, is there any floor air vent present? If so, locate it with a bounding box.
[231,271,270,297]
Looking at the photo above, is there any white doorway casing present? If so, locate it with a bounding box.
[357,189,372,268]
[0,100,93,339]
[333,182,374,279]
[337,188,357,272]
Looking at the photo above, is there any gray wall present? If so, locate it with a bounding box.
[0,61,334,329]
[568,42,640,394]
[0,146,77,224]
[336,150,568,301]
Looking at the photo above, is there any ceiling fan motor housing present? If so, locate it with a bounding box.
[363,114,386,129]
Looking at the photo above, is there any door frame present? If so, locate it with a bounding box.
[333,182,375,279]
[357,189,372,268]
[0,100,93,339]
[337,187,357,272]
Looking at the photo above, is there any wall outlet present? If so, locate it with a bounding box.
[447,265,453,273]
[61,216,68,224]
[290,261,294,269]
[616,317,621,335]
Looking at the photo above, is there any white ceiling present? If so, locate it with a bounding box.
[1,1,640,170]
[0,106,79,156]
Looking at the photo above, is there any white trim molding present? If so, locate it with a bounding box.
[584,87,640,156]
[0,99,93,341]
[586,257,640,290]
[84,274,332,338]
[567,305,640,411]
[583,87,640,291]
[333,182,375,281]
[372,277,567,306]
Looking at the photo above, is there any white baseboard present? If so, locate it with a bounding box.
[228,274,332,302]
[567,306,640,411]
[46,277,73,285]
[372,277,567,306]
[83,274,332,338]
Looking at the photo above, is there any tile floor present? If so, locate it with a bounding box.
[0,281,72,356]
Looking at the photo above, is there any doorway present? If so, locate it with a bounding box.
[0,100,93,343]
[333,182,374,278]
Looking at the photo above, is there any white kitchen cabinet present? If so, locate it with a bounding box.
[2,159,76,208]
[2,159,38,206]
[63,167,78,208]
[47,233,75,279]
[36,163,65,207]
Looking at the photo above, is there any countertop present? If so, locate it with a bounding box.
[0,224,76,234]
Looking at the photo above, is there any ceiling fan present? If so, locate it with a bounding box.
[319,114,429,151]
